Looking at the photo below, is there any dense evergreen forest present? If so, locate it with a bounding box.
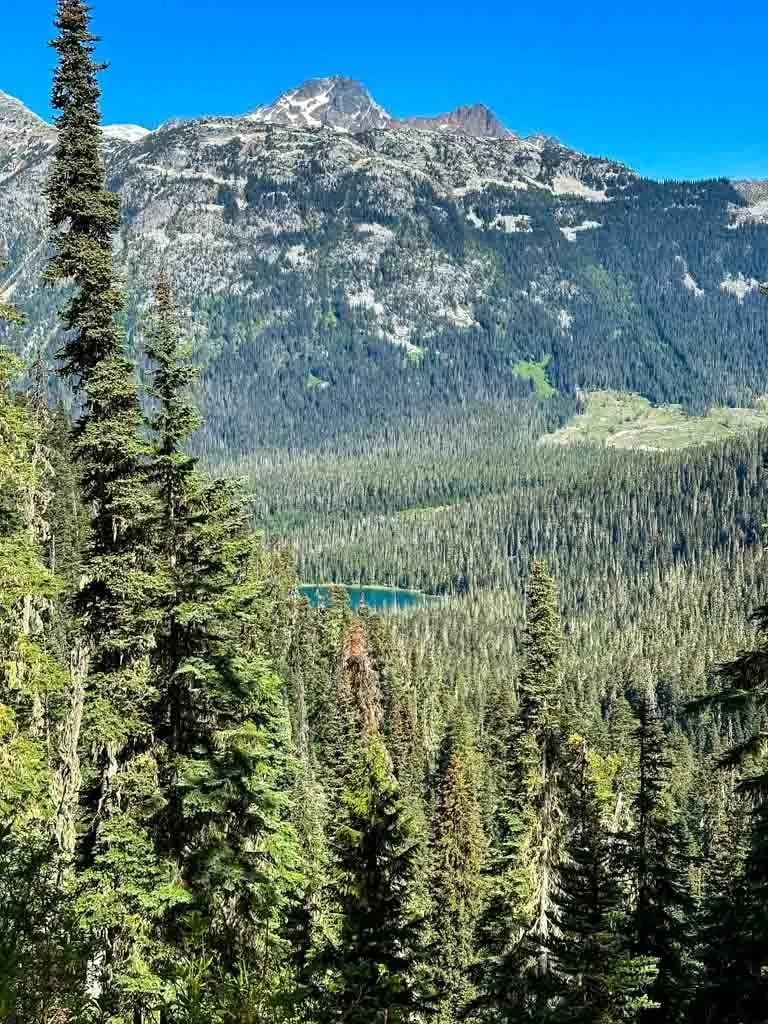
[4,3,768,1022]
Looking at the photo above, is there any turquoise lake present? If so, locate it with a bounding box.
[298,584,437,613]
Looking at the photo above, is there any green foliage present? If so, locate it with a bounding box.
[512,356,556,399]
[474,561,566,1021]
[4,4,768,1022]
[544,390,768,451]
[0,323,83,1021]
[551,738,657,1024]
[140,276,302,1017]
[45,3,183,1013]
[691,795,753,1024]
[624,700,695,1024]
[428,710,486,1022]
[313,732,429,1024]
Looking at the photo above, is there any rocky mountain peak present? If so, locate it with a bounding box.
[0,90,49,130]
[397,102,512,139]
[247,75,391,133]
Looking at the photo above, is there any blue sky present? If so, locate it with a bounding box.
[4,0,768,180]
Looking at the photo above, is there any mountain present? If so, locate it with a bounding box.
[102,124,151,143]
[2,80,768,449]
[0,89,55,167]
[247,76,391,132]
[398,103,512,138]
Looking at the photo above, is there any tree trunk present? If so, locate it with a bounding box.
[52,639,88,869]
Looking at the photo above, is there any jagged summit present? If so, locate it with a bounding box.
[245,81,514,139]
[398,103,513,139]
[247,76,391,133]
[0,82,553,148]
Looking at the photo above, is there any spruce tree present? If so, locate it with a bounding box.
[551,739,656,1024]
[475,559,565,1021]
[315,731,428,1024]
[691,793,754,1024]
[142,276,300,1018]
[625,699,694,1024]
[429,709,486,1023]
[46,0,161,670]
[736,797,768,1020]
[677,552,768,1019]
[45,2,174,1013]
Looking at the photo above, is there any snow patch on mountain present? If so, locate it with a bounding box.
[682,271,704,297]
[720,273,760,301]
[560,220,602,241]
[102,124,151,143]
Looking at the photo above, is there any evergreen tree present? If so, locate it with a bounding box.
[736,797,768,1020]
[45,3,175,1013]
[625,699,694,1024]
[551,739,656,1024]
[0,324,86,1021]
[474,560,566,1022]
[315,729,428,1024]
[691,792,754,1024]
[142,276,300,1018]
[686,574,768,1021]
[428,709,486,1023]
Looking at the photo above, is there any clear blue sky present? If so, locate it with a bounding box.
[4,0,768,180]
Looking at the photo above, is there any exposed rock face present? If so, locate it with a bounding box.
[731,179,768,225]
[0,90,55,173]
[247,76,391,133]
[1,83,766,448]
[102,124,151,143]
[0,84,634,354]
[398,103,512,139]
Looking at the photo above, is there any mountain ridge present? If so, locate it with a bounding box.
[3,75,767,185]
[2,79,768,450]
[0,77,602,152]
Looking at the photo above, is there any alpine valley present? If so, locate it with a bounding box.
[10,5,768,1020]
[2,76,768,449]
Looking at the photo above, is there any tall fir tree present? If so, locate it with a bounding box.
[428,708,486,1024]
[625,699,694,1024]
[142,275,300,1019]
[550,738,656,1024]
[691,790,754,1024]
[315,730,429,1024]
[687,569,768,1021]
[474,559,565,1022]
[45,2,175,1015]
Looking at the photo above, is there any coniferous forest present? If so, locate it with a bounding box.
[4,3,768,1023]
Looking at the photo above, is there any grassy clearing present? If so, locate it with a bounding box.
[512,355,556,398]
[542,391,768,450]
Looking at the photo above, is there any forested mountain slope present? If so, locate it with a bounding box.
[10,3,768,1019]
[2,79,768,448]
